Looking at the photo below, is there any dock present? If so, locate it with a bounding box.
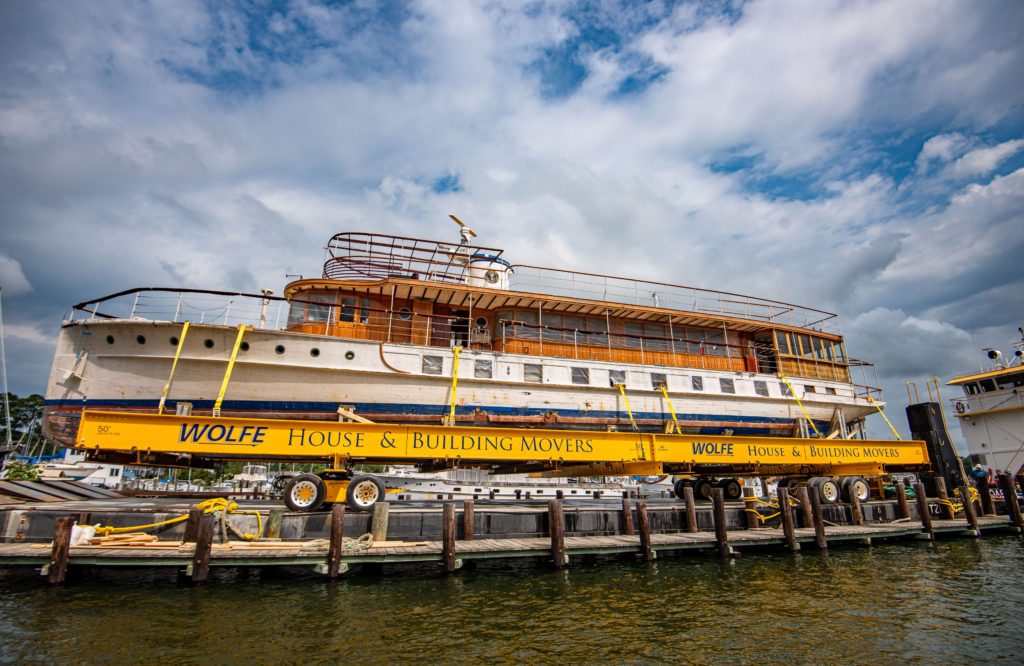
[2,477,1022,584]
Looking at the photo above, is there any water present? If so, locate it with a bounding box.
[2,537,1023,664]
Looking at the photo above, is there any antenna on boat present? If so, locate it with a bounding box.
[449,214,477,245]
[0,287,12,452]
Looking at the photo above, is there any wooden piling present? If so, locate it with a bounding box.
[48,516,74,584]
[463,500,474,541]
[849,491,863,526]
[934,477,955,520]
[191,513,215,583]
[808,491,828,551]
[778,493,799,552]
[621,498,634,535]
[798,486,814,528]
[636,501,654,562]
[998,473,1024,531]
[488,489,495,500]
[681,485,698,533]
[556,489,564,500]
[370,502,390,542]
[978,481,995,516]
[914,483,934,540]
[266,507,283,539]
[442,503,457,574]
[182,508,203,543]
[743,487,759,529]
[327,504,346,579]
[895,481,909,519]
[711,488,730,557]
[957,485,980,535]
[548,500,566,568]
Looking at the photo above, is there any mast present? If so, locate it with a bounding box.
[0,287,11,450]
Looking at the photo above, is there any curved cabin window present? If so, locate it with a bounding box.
[497,310,538,339]
[288,292,335,325]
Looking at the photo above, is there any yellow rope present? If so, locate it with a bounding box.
[743,494,797,523]
[88,497,264,540]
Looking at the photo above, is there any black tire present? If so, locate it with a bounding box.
[718,478,743,501]
[776,477,797,499]
[693,477,715,501]
[673,478,692,499]
[272,473,296,492]
[283,473,327,512]
[842,476,871,503]
[346,474,385,511]
[810,477,841,504]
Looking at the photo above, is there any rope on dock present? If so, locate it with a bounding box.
[89,498,264,541]
[742,495,797,524]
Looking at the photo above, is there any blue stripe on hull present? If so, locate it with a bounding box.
[45,398,826,436]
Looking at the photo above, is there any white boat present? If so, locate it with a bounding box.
[375,466,638,501]
[42,219,885,464]
[947,330,1024,475]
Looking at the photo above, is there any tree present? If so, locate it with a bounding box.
[2,460,40,481]
[0,393,45,455]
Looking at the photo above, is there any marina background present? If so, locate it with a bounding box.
[1,0,1023,448]
[2,536,1022,662]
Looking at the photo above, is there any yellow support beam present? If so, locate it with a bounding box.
[445,346,461,426]
[75,410,930,475]
[157,321,189,415]
[778,372,823,438]
[212,324,249,418]
[659,386,682,434]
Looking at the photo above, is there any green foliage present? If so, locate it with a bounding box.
[0,393,46,454]
[2,460,40,481]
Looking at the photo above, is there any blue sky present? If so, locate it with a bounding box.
[1,0,1023,444]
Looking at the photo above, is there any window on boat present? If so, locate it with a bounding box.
[422,355,443,375]
[398,307,412,320]
[797,334,812,357]
[692,376,703,391]
[996,373,1024,390]
[609,369,626,387]
[475,359,492,379]
[980,379,997,392]
[563,315,587,344]
[825,387,837,395]
[651,373,667,390]
[541,313,563,342]
[719,377,735,394]
[775,331,790,354]
[624,321,645,349]
[496,310,538,339]
[525,363,543,383]
[702,329,726,356]
[964,383,979,395]
[780,382,792,397]
[572,367,590,385]
[753,380,769,397]
[339,297,357,323]
[587,317,608,345]
[804,385,816,393]
[813,338,828,360]
[360,298,371,324]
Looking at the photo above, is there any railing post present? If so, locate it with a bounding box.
[129,292,140,318]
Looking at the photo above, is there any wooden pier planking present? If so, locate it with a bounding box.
[2,515,1014,574]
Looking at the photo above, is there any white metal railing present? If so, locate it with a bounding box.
[509,265,839,334]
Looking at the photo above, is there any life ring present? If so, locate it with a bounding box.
[955,402,966,414]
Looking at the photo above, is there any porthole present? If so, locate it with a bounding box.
[475,316,488,328]
[106,335,115,345]
[239,342,250,352]
[204,339,214,348]
[310,348,320,358]
[136,335,146,345]
[397,307,412,320]
[345,351,355,360]
[275,344,286,355]
[169,336,179,346]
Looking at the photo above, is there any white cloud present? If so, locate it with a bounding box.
[0,250,32,295]
[944,139,1024,179]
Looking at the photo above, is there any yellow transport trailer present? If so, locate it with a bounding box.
[75,410,929,512]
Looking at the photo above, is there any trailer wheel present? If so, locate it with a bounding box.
[842,476,871,503]
[718,478,743,501]
[776,477,797,498]
[346,474,385,511]
[693,477,715,501]
[673,478,692,499]
[283,473,327,512]
[809,477,841,504]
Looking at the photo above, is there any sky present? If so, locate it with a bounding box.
[1,0,1023,446]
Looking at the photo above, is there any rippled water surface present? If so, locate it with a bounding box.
[2,537,1023,664]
